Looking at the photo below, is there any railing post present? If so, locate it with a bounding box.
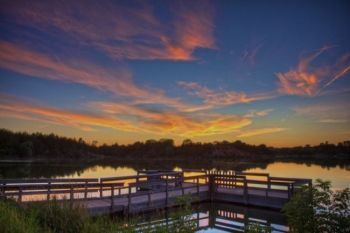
[243,177,248,204]
[111,184,114,208]
[165,175,168,207]
[70,184,74,202]
[209,175,214,201]
[47,181,51,201]
[148,190,151,207]
[1,182,5,198]
[128,186,131,211]
[287,184,290,199]
[196,177,200,197]
[100,180,103,198]
[18,187,22,203]
[84,181,88,199]
[181,182,185,195]
[267,175,271,189]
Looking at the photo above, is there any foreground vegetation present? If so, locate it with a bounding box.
[0,195,197,233]
[1,129,349,162]
[283,179,350,233]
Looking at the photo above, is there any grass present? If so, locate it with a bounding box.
[0,195,197,233]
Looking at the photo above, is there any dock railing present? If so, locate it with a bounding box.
[0,170,312,211]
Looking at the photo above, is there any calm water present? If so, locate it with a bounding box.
[1,161,349,189]
[0,161,349,232]
[135,202,288,233]
[31,162,349,189]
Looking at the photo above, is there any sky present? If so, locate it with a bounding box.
[0,0,349,147]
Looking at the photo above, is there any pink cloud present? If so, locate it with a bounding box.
[276,47,350,96]
[0,41,195,110]
[2,0,216,61]
[178,81,275,107]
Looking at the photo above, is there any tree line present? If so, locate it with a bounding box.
[0,128,349,161]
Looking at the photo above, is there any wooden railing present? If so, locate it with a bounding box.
[0,171,312,210]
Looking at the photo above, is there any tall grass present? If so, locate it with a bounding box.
[0,196,197,233]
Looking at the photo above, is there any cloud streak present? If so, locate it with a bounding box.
[2,0,215,61]
[276,47,350,96]
[89,101,252,137]
[178,81,275,107]
[0,94,256,138]
[0,94,137,132]
[0,41,195,110]
[237,128,287,138]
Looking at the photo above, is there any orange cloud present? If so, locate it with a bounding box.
[0,41,195,110]
[276,47,350,96]
[237,128,287,138]
[0,94,253,138]
[89,101,252,137]
[0,94,137,132]
[2,0,215,61]
[178,81,275,107]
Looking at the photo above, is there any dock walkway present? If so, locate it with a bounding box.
[0,170,312,215]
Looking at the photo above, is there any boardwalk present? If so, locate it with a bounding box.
[0,170,312,215]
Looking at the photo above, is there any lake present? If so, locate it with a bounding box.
[1,161,349,232]
[2,161,347,188]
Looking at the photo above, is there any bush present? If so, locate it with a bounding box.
[283,179,350,233]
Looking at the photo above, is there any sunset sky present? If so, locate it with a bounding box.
[0,0,349,146]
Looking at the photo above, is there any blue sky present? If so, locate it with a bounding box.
[0,0,349,146]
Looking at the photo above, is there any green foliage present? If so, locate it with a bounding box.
[26,200,88,233]
[283,179,350,233]
[0,195,198,233]
[0,199,42,233]
[244,223,272,233]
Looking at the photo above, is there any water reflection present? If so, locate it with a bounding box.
[0,161,349,189]
[135,202,288,233]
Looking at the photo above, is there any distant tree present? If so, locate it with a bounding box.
[18,141,33,157]
[182,139,193,146]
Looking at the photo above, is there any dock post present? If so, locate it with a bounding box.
[128,186,131,211]
[243,177,248,204]
[165,175,168,207]
[100,180,103,198]
[181,181,185,195]
[47,181,51,200]
[70,184,74,206]
[147,190,151,207]
[84,181,88,199]
[111,184,114,209]
[18,187,22,203]
[196,177,200,197]
[209,175,214,201]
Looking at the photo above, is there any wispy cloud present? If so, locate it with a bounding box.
[240,42,263,66]
[89,101,252,137]
[237,127,287,138]
[0,94,137,132]
[293,102,350,124]
[2,0,215,61]
[0,41,195,110]
[0,94,254,138]
[276,47,350,96]
[244,109,274,118]
[178,81,275,107]
[318,119,347,124]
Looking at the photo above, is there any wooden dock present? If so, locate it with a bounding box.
[0,170,312,215]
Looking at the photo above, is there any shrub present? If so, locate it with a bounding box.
[283,179,350,233]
